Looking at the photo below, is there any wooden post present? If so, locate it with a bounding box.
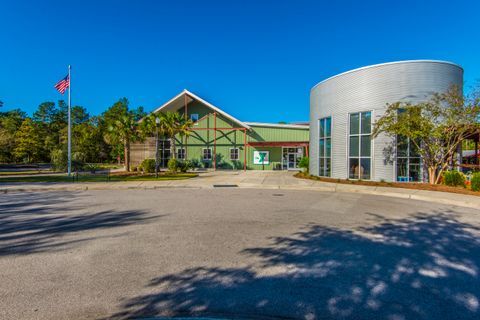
[213,112,217,170]
[243,128,247,171]
[184,93,188,160]
[475,139,479,166]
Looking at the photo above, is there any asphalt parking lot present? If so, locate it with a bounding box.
[1,189,479,320]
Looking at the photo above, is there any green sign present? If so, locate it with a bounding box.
[253,151,269,165]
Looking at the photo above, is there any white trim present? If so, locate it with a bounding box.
[229,147,240,160]
[177,147,186,160]
[202,147,212,160]
[151,90,251,130]
[245,122,309,129]
[311,60,463,91]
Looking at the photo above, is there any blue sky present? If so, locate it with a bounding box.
[1,0,479,122]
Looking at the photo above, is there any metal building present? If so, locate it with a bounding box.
[309,60,463,182]
[131,90,309,171]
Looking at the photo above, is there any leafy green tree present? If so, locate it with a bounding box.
[158,112,193,159]
[373,86,480,184]
[0,109,26,162]
[14,118,44,163]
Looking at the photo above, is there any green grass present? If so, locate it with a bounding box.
[0,170,52,176]
[0,173,198,183]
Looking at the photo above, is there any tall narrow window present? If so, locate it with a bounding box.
[318,117,332,176]
[349,111,371,179]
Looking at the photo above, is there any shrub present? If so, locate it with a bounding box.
[178,160,193,173]
[84,163,100,174]
[167,158,179,173]
[442,170,466,187]
[471,172,480,192]
[51,149,84,172]
[298,157,309,173]
[140,159,156,173]
[51,148,67,171]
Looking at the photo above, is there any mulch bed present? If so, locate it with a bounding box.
[295,172,480,197]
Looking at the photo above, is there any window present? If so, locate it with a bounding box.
[177,148,185,160]
[318,117,332,176]
[396,135,421,182]
[190,114,199,122]
[202,148,212,160]
[230,148,239,160]
[349,111,371,179]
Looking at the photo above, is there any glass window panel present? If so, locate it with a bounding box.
[325,117,332,137]
[397,135,408,157]
[350,113,359,134]
[325,159,331,177]
[349,158,359,179]
[360,158,371,180]
[349,136,359,157]
[361,112,372,134]
[409,157,420,164]
[360,136,371,157]
[319,139,325,157]
[409,164,421,182]
[396,158,408,181]
[409,140,420,157]
[326,138,331,157]
[319,158,325,175]
[319,119,325,138]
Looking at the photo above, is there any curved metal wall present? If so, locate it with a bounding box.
[309,60,463,181]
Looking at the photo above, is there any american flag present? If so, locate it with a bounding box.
[54,75,70,94]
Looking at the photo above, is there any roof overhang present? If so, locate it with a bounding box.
[248,141,309,147]
[150,89,251,130]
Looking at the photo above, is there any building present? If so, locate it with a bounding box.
[131,90,309,170]
[309,60,463,182]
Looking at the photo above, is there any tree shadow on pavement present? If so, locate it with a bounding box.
[0,192,158,256]
[107,210,480,320]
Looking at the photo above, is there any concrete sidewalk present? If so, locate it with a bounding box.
[1,170,480,209]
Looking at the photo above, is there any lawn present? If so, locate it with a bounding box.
[0,173,198,183]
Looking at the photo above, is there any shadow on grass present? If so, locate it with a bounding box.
[0,192,159,256]
[108,211,480,320]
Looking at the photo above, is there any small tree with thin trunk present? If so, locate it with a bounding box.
[373,86,480,184]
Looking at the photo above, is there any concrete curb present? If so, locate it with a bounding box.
[1,181,479,209]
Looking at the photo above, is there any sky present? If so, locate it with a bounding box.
[1,0,479,122]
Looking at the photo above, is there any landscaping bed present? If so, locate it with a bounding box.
[295,172,480,196]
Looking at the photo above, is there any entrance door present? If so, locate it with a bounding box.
[288,153,297,170]
[283,147,303,170]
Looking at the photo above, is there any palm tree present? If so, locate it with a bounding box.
[105,113,140,172]
[158,112,193,159]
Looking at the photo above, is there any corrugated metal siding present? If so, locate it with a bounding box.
[248,125,309,143]
[310,60,463,181]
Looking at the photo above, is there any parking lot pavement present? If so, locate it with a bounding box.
[1,188,479,320]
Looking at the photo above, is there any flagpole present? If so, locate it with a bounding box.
[67,65,72,177]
